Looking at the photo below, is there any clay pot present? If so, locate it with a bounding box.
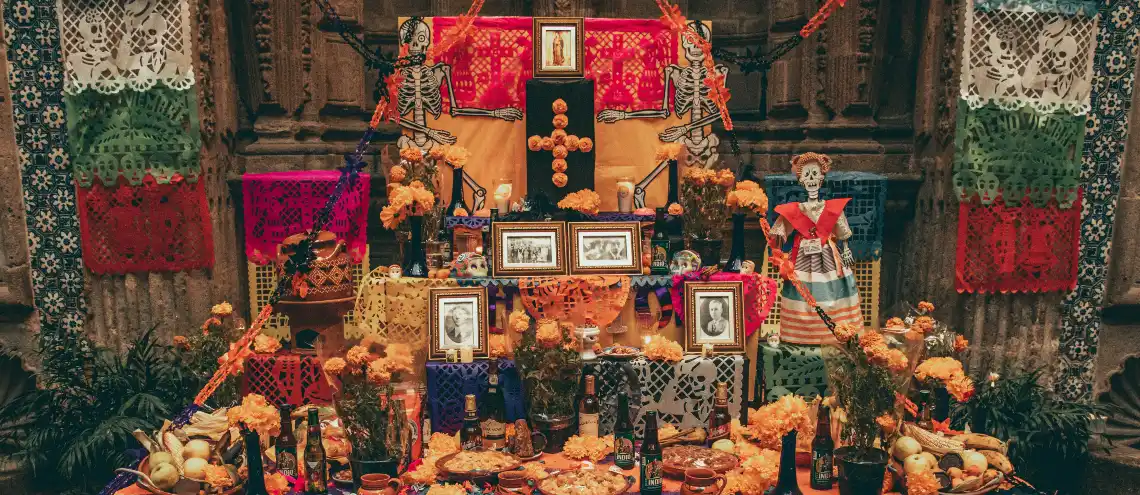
[681,468,726,495]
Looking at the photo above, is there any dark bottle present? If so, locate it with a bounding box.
[481,361,507,450]
[243,428,270,495]
[613,394,635,469]
[640,411,663,495]
[772,430,803,495]
[650,208,671,275]
[707,382,731,446]
[723,213,747,272]
[418,383,431,460]
[483,208,497,267]
[810,406,834,490]
[402,215,429,278]
[275,405,298,478]
[460,394,482,450]
[579,375,600,437]
[447,167,468,216]
[303,408,328,495]
[916,390,933,430]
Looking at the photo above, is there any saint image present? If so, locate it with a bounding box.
[552,31,565,66]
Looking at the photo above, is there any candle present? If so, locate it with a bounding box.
[445,349,458,363]
[459,345,474,363]
[493,180,513,212]
[701,343,714,358]
[643,335,651,346]
[616,177,635,213]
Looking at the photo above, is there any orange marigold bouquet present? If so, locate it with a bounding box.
[723,449,781,495]
[643,335,684,362]
[744,395,814,449]
[726,180,770,216]
[680,167,734,239]
[513,316,582,419]
[914,357,975,402]
[826,323,916,450]
[322,341,415,460]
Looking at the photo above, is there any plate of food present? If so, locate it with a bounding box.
[597,346,641,360]
[537,468,633,495]
[436,450,522,480]
[661,445,739,477]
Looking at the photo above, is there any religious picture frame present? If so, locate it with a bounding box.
[533,17,584,77]
[568,222,642,275]
[683,281,745,353]
[428,287,490,361]
[492,222,568,276]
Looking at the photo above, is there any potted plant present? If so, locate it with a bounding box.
[511,312,582,453]
[825,322,913,495]
[679,167,735,266]
[322,342,414,490]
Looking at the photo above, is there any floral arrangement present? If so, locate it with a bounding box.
[744,394,813,449]
[513,316,582,418]
[323,342,415,461]
[726,180,769,216]
[489,334,510,358]
[680,167,735,239]
[643,335,683,362]
[252,334,281,354]
[380,181,436,230]
[227,393,282,439]
[723,449,780,495]
[915,357,975,402]
[562,434,615,461]
[176,301,242,407]
[655,143,687,162]
[527,99,592,188]
[826,320,916,451]
[557,189,602,216]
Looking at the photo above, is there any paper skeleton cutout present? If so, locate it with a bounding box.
[596,21,727,168]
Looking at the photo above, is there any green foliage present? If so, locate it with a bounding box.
[178,316,241,408]
[334,376,406,462]
[513,324,581,419]
[951,368,1110,492]
[0,324,194,495]
[826,348,897,450]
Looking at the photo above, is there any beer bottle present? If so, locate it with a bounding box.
[707,382,731,446]
[613,394,635,469]
[275,405,298,478]
[460,394,482,450]
[243,429,270,495]
[810,406,835,490]
[650,208,670,275]
[579,375,600,437]
[481,361,507,450]
[303,408,328,495]
[640,411,663,495]
[916,390,933,430]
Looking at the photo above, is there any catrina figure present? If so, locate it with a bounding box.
[769,152,862,344]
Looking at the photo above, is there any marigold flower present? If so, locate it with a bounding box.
[264,473,290,495]
[953,334,970,353]
[737,180,760,192]
[913,315,935,334]
[429,146,446,160]
[564,135,580,151]
[381,342,414,374]
[885,316,905,328]
[716,169,737,187]
[557,189,602,215]
[552,145,568,159]
[509,309,531,333]
[204,464,233,488]
[917,301,935,313]
[655,143,686,162]
[859,330,885,350]
[346,345,372,367]
[552,98,568,114]
[323,357,347,375]
[906,467,941,495]
[552,159,568,173]
[253,334,281,354]
[173,335,190,350]
[367,359,393,385]
[578,137,593,153]
[724,449,780,495]
[389,165,407,183]
[444,145,470,168]
[552,173,569,188]
[490,334,510,358]
[400,146,424,163]
[227,394,281,438]
[644,335,684,362]
[915,357,964,381]
[834,322,859,343]
[886,349,909,372]
[527,135,543,151]
[453,207,469,217]
[211,302,234,316]
[536,319,562,348]
[540,137,554,151]
[946,374,975,402]
[667,203,684,215]
[876,413,897,435]
[552,114,569,129]
[745,395,813,449]
[551,129,567,144]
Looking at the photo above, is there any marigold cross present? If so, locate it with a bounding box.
[526,98,594,188]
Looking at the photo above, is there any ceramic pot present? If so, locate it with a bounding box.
[358,473,403,495]
[681,468,726,495]
[350,456,400,493]
[834,446,888,495]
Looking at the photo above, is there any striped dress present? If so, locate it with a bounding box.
[770,198,862,345]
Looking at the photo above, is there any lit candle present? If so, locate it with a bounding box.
[460,345,474,363]
[493,180,513,212]
[445,349,458,363]
[643,335,651,346]
[616,177,635,213]
[701,343,714,358]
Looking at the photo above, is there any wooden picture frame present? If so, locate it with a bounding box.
[683,281,746,353]
[428,287,490,361]
[533,17,584,77]
[492,222,568,276]
[568,222,643,275]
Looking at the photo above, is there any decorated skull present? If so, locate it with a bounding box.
[1056,177,1079,208]
[740,260,756,275]
[798,162,824,196]
[387,264,403,279]
[975,172,1000,205]
[681,21,711,63]
[399,18,432,55]
[1003,173,1029,206]
[454,252,489,277]
[670,250,702,275]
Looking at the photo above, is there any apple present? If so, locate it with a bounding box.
[184,439,212,460]
[183,457,209,480]
[892,436,922,461]
[961,450,988,476]
[148,452,174,467]
[149,462,179,491]
[904,454,933,474]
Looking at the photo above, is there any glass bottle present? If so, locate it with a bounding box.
[481,361,507,450]
[402,215,429,278]
[707,382,731,446]
[447,167,467,216]
[810,406,834,490]
[640,412,663,495]
[650,208,670,275]
[722,213,747,272]
[579,375,599,437]
[275,405,298,478]
[460,394,482,451]
[613,394,635,469]
[771,430,803,495]
[917,390,933,430]
[243,428,270,495]
[304,408,328,495]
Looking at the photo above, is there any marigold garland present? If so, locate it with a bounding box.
[551,129,567,144]
[564,135,580,151]
[553,145,568,159]
[552,173,569,188]
[552,99,568,114]
[644,335,684,362]
[578,137,593,153]
[552,159,568,173]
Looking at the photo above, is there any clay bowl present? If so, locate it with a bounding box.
[537,468,634,495]
[122,455,243,495]
[435,450,523,482]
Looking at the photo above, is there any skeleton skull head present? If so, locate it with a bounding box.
[953,170,977,201]
[1057,177,1079,208]
[78,14,109,52]
[465,254,489,277]
[682,21,711,64]
[975,172,1000,204]
[399,18,432,56]
[1003,173,1028,206]
[388,264,403,279]
[670,250,702,275]
[798,162,825,196]
[740,260,756,275]
[1028,176,1055,206]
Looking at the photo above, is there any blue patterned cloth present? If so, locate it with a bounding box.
[764,171,886,261]
[973,0,1098,15]
[426,360,527,433]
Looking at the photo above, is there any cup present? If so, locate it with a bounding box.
[360,473,403,495]
[681,468,726,495]
[616,177,635,213]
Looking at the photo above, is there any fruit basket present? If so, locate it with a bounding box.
[889,424,1014,494]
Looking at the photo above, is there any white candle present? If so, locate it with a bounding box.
[459,345,474,363]
[616,180,635,213]
[493,183,513,212]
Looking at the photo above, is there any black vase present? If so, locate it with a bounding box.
[402,215,429,278]
[349,455,400,492]
[834,446,888,495]
[933,386,951,422]
[666,159,680,204]
[723,213,747,272]
[446,167,467,215]
[771,430,803,495]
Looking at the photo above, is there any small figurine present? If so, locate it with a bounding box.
[740,260,756,275]
[387,264,403,279]
[453,252,489,277]
[669,250,702,275]
[575,325,600,360]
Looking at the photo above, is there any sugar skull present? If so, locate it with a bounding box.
[740,260,756,275]
[670,250,702,275]
[387,264,403,279]
[798,162,824,196]
[454,252,489,277]
[953,170,977,201]
[975,172,1000,205]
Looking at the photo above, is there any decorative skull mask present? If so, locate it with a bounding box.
[1003,173,1028,206]
[953,170,977,201]
[975,172,1000,204]
[399,18,432,56]
[453,252,489,277]
[1028,176,1054,206]
[387,264,403,279]
[740,260,756,275]
[670,250,702,275]
[681,21,710,63]
[798,163,824,197]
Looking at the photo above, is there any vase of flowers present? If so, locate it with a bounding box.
[724,181,770,272]
[771,430,803,495]
[680,167,735,264]
[322,343,414,490]
[402,215,429,278]
[511,313,582,453]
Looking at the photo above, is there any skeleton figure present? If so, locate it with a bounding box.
[596,21,727,168]
[126,2,189,86]
[67,12,119,89]
[973,28,1022,98]
[396,18,524,153]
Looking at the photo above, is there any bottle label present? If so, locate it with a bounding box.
[708,423,729,442]
[579,413,599,437]
[482,419,506,438]
[489,375,499,386]
[461,439,479,451]
[276,450,298,477]
[651,243,669,269]
[641,458,662,490]
[811,451,833,486]
[614,436,634,464]
[306,458,327,490]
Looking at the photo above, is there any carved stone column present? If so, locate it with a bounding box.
[531,0,595,17]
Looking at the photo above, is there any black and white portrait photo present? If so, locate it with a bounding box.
[504,235,556,266]
[440,298,479,349]
[569,223,641,275]
[429,287,490,360]
[683,281,745,353]
[696,294,734,343]
[492,222,568,276]
[578,233,631,266]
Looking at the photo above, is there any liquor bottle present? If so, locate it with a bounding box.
[243,428,270,495]
[275,405,298,478]
[707,382,731,446]
[579,375,600,437]
[650,208,670,275]
[810,406,834,490]
[460,394,482,450]
[481,361,507,450]
[418,383,431,460]
[916,390,933,430]
[613,394,635,469]
[304,408,328,495]
[640,412,663,495]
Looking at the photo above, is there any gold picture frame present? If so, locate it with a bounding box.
[533,17,584,77]
[428,287,490,361]
[683,281,745,353]
[568,222,643,275]
[491,222,568,277]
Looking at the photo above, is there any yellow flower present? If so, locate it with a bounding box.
[906,468,941,495]
[736,180,760,192]
[552,114,569,129]
[564,135,580,151]
[715,169,736,187]
[444,145,470,168]
[946,374,975,402]
[953,334,970,353]
[226,394,281,438]
[552,99,568,114]
[886,348,909,372]
[490,334,510,358]
[859,330,885,350]
[667,203,684,215]
[211,302,233,316]
[527,135,543,151]
[400,146,424,163]
[912,316,935,334]
[379,203,405,230]
[253,334,281,354]
[265,472,291,495]
[834,322,859,343]
[367,359,393,385]
[563,434,615,461]
[536,319,562,348]
[509,310,531,333]
[644,335,683,362]
[346,345,373,367]
[540,136,554,151]
[745,395,812,449]
[389,165,407,183]
[724,449,780,495]
[323,357,347,375]
[557,189,602,215]
[578,137,593,153]
[173,335,190,350]
[885,316,905,328]
[552,173,569,188]
[915,357,964,382]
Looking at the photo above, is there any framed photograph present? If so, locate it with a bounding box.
[429,287,489,360]
[568,222,642,275]
[533,17,584,77]
[492,222,568,276]
[683,281,746,353]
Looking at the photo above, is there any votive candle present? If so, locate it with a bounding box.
[493,179,513,212]
[616,177,635,213]
[459,345,474,363]
[445,349,459,363]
